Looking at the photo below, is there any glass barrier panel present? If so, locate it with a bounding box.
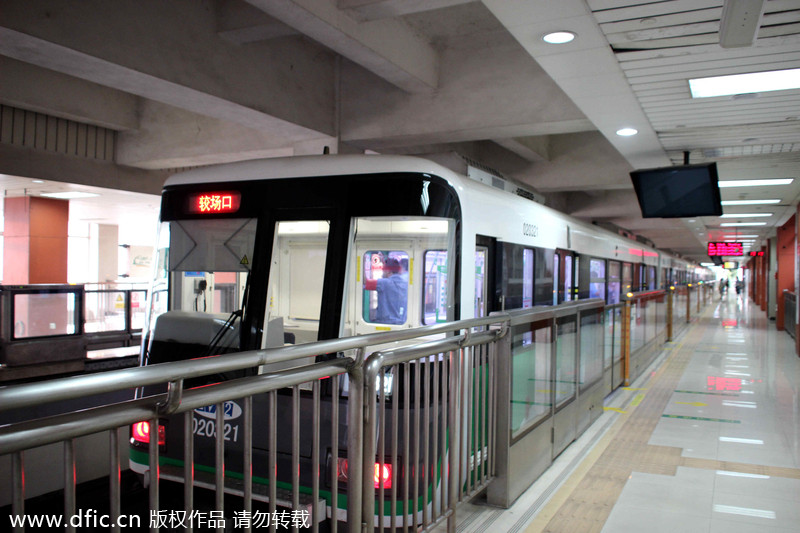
[511,322,552,437]
[646,297,657,344]
[13,292,78,339]
[579,309,603,390]
[604,308,615,370]
[85,291,127,333]
[629,301,643,353]
[555,315,577,407]
[131,290,147,330]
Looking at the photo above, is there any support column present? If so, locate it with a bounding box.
[3,197,69,284]
[776,216,795,331]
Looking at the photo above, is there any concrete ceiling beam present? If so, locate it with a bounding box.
[338,0,474,22]
[0,1,335,140]
[0,57,139,132]
[244,0,439,92]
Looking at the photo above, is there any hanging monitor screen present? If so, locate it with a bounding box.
[630,163,722,218]
[708,242,743,256]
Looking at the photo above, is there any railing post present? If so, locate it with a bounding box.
[448,347,461,532]
[622,298,631,386]
[347,348,365,533]
[666,287,674,342]
[686,284,692,323]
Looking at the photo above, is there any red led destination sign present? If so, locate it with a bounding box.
[749,250,765,257]
[707,242,743,257]
[189,192,241,214]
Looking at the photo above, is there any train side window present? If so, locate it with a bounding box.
[607,261,621,304]
[622,262,633,299]
[523,248,534,308]
[589,259,606,300]
[423,250,448,324]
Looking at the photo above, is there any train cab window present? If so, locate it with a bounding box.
[144,218,256,365]
[423,250,448,324]
[589,259,606,300]
[349,217,455,334]
[607,261,621,305]
[264,220,330,347]
[363,251,410,325]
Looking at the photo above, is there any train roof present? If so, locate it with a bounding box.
[164,154,703,270]
[163,154,461,187]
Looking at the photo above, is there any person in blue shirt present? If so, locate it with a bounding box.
[364,257,408,324]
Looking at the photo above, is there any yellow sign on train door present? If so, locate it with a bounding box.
[115,294,125,309]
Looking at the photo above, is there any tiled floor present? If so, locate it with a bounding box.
[446,292,800,533]
[590,293,799,533]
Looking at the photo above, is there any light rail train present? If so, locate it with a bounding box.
[129,154,705,525]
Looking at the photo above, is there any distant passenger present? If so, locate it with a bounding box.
[364,257,408,324]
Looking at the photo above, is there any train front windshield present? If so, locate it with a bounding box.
[143,217,256,365]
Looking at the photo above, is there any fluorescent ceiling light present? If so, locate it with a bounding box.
[616,127,638,136]
[720,213,772,218]
[720,222,767,226]
[542,31,576,44]
[689,68,800,98]
[723,234,758,238]
[721,199,780,205]
[40,191,100,200]
[718,178,793,187]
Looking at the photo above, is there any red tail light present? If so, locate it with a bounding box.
[335,458,392,489]
[131,421,165,445]
[374,462,392,490]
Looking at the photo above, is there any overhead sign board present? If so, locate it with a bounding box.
[708,242,743,256]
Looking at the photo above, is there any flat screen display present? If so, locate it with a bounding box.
[630,163,722,218]
[708,242,743,256]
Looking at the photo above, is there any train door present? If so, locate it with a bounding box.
[554,249,574,304]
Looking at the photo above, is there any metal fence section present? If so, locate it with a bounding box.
[0,291,708,533]
[361,326,502,532]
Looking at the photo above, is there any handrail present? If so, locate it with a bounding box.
[0,313,509,412]
[0,358,352,456]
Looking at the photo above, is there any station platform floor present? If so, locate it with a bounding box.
[451,292,800,533]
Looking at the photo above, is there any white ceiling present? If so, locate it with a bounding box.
[1,0,799,264]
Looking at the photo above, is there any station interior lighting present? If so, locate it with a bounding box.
[718,178,793,187]
[689,68,800,98]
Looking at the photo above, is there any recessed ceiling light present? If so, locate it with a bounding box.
[720,222,767,226]
[616,127,638,136]
[542,31,576,44]
[718,178,793,187]
[40,191,100,200]
[720,213,772,218]
[689,68,800,98]
[32,180,45,184]
[721,199,780,205]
